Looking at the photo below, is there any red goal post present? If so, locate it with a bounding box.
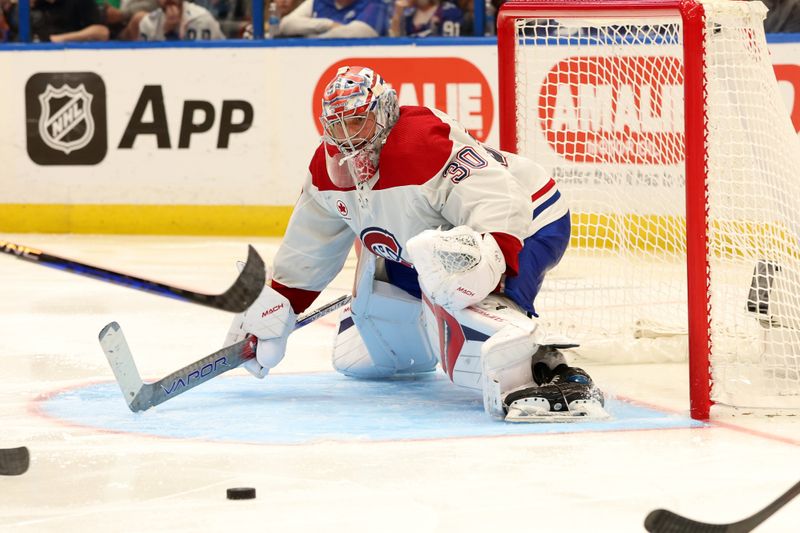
[497,0,800,420]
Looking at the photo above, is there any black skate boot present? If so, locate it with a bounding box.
[503,363,608,422]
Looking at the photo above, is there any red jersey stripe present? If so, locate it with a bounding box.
[490,232,521,276]
[270,280,321,314]
[531,178,556,202]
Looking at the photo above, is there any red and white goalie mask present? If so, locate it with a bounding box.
[320,66,399,187]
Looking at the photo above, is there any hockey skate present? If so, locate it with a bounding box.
[503,363,609,422]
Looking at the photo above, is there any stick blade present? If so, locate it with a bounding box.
[141,337,256,411]
[645,509,728,533]
[0,446,30,476]
[203,245,266,312]
[99,321,145,411]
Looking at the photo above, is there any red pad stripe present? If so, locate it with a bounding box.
[421,293,464,381]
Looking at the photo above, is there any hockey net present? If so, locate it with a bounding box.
[498,0,800,416]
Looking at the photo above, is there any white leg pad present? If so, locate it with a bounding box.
[332,254,438,379]
[333,303,397,378]
[479,320,540,419]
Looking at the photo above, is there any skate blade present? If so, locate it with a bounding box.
[504,402,611,423]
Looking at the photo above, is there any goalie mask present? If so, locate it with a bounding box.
[320,66,399,187]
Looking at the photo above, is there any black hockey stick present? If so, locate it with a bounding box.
[1,239,265,312]
[0,447,30,476]
[644,479,800,533]
[99,294,352,412]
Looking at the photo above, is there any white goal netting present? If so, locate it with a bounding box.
[510,0,800,409]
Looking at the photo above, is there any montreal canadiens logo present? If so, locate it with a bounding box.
[360,227,412,267]
[38,83,95,155]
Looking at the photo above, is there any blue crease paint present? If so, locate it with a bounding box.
[41,373,705,444]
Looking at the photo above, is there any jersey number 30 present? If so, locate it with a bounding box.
[443,145,507,184]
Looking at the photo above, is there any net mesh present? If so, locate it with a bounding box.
[510,0,800,409]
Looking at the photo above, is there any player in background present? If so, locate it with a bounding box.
[226,66,607,422]
[137,0,224,40]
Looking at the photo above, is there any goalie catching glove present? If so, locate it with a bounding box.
[406,226,506,313]
[224,278,297,379]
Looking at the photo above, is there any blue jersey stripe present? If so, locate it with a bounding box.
[533,191,562,219]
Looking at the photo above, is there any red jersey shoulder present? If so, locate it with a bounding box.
[375,106,455,191]
[309,143,355,192]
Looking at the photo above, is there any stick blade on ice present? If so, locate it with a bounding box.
[99,294,353,412]
[645,509,728,533]
[99,321,144,411]
[645,480,800,533]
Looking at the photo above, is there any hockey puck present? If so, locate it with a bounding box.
[0,446,30,476]
[226,487,256,500]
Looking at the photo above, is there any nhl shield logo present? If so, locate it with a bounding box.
[37,84,95,155]
[26,72,107,165]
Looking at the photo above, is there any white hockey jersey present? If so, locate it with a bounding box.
[273,106,568,310]
[139,3,225,41]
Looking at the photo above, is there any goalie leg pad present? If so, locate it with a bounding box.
[420,293,545,417]
[333,304,396,379]
[332,253,437,379]
[476,304,540,418]
[419,286,605,422]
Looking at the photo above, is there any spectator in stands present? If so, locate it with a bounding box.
[389,0,463,36]
[102,0,157,40]
[220,0,250,37]
[273,0,303,23]
[197,0,251,36]
[30,0,110,42]
[240,0,302,38]
[96,0,120,20]
[279,0,390,38]
[763,0,800,33]
[192,0,231,20]
[456,0,473,35]
[0,0,15,42]
[137,0,225,40]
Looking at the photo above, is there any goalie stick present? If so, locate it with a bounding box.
[100,294,352,412]
[644,479,800,533]
[0,446,30,476]
[1,239,265,313]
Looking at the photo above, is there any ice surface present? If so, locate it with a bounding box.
[1,235,798,532]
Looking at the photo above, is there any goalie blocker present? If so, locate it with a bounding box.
[332,242,607,422]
